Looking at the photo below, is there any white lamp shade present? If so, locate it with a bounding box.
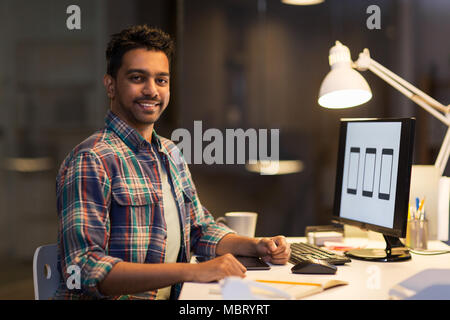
[318,67,372,108]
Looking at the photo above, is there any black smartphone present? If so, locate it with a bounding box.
[347,147,360,195]
[378,148,394,200]
[195,255,271,270]
[362,147,376,198]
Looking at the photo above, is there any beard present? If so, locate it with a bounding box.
[113,93,168,128]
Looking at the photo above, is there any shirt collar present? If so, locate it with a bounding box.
[105,110,165,154]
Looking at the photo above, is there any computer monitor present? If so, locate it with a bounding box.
[332,118,415,262]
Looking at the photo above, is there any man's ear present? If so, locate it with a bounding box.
[103,74,115,99]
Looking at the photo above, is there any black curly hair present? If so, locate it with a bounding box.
[106,25,174,78]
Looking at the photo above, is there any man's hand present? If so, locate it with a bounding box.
[216,233,291,265]
[255,235,291,265]
[190,253,247,283]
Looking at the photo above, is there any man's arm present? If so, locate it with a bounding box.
[98,233,291,296]
[98,262,188,296]
[57,151,123,298]
[98,254,247,296]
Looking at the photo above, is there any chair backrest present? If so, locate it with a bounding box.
[32,244,61,300]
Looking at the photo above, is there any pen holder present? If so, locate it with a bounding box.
[406,218,428,250]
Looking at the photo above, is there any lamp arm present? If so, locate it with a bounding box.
[435,126,450,176]
[355,51,450,174]
[367,61,450,126]
[369,58,449,114]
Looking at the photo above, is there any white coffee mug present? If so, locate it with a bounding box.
[216,212,258,238]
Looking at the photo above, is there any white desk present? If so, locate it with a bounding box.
[179,237,450,300]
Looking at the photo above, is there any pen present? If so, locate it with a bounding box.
[419,202,426,220]
[255,279,322,287]
[418,199,424,212]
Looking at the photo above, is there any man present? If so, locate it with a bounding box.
[55,25,290,300]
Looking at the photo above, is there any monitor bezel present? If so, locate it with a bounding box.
[332,117,415,238]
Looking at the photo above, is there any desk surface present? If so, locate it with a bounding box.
[179,237,450,300]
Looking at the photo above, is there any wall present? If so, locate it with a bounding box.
[179,0,406,236]
[0,0,448,258]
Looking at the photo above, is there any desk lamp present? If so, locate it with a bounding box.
[319,41,450,175]
[318,41,450,240]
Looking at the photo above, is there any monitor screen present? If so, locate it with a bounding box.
[333,118,415,239]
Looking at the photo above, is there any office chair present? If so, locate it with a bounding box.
[32,244,60,300]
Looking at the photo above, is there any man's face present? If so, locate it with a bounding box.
[104,48,170,137]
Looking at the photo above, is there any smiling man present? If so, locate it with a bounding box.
[104,48,170,139]
[54,25,290,300]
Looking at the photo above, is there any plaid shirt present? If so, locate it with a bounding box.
[54,111,233,300]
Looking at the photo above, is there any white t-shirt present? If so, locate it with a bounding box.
[154,150,181,299]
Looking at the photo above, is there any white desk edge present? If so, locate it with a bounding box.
[179,237,450,300]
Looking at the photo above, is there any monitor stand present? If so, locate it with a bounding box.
[344,235,411,262]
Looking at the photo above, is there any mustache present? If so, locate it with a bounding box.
[134,96,161,103]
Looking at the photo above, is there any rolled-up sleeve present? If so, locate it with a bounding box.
[56,151,122,298]
[191,205,235,257]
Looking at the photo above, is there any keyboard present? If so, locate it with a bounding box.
[289,242,351,265]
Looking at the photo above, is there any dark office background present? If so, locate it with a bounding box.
[0,0,449,299]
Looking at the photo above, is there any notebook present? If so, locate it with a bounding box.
[215,277,348,300]
[252,279,348,299]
